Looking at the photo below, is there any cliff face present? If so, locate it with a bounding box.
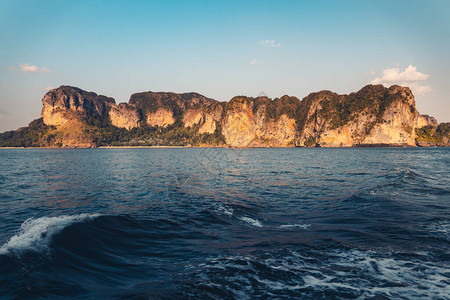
[41,86,115,126]
[34,84,444,148]
[108,103,140,130]
[221,97,297,147]
[416,114,438,128]
[129,91,217,128]
[183,102,223,134]
[297,85,421,147]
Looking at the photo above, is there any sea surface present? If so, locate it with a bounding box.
[0,148,449,299]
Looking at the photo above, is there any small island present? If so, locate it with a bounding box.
[0,84,448,148]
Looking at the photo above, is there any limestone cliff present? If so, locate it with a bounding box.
[297,85,423,147]
[41,86,115,126]
[129,91,217,128]
[415,114,438,128]
[183,102,224,134]
[3,84,445,148]
[221,97,297,147]
[108,103,140,130]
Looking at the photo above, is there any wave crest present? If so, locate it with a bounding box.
[238,217,263,227]
[0,213,100,256]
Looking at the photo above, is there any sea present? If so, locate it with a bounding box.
[0,148,449,299]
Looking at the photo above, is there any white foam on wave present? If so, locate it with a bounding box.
[239,216,263,228]
[279,223,311,230]
[428,220,450,241]
[299,249,450,298]
[213,203,234,216]
[0,213,100,255]
[212,204,263,228]
[187,248,450,299]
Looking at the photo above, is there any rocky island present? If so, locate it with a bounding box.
[0,85,448,148]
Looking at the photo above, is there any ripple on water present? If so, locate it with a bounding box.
[182,248,450,299]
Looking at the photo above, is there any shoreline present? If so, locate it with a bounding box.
[0,145,447,149]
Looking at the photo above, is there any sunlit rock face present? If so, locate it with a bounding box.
[41,86,115,126]
[39,84,440,148]
[145,108,174,127]
[222,98,256,147]
[362,90,416,146]
[297,85,421,147]
[415,114,438,128]
[108,103,140,130]
[128,91,218,129]
[221,97,297,147]
[183,103,223,134]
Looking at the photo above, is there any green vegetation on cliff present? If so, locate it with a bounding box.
[0,117,226,148]
[315,85,412,131]
[415,123,450,146]
[0,84,447,148]
[82,120,225,147]
[0,119,55,147]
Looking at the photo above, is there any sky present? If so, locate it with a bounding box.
[0,0,449,131]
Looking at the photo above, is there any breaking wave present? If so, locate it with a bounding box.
[183,248,450,299]
[0,214,100,256]
[238,216,263,228]
[0,148,448,298]
[279,223,311,229]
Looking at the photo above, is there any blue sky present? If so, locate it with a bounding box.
[0,0,449,131]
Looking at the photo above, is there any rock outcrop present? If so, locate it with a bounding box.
[416,114,438,128]
[41,86,115,126]
[221,97,297,147]
[108,103,140,130]
[30,84,448,148]
[297,85,421,147]
[415,122,450,147]
[183,103,223,134]
[129,91,217,128]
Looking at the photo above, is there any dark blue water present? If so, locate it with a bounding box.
[0,148,449,299]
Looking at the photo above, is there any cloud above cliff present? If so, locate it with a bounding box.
[39,86,56,92]
[16,63,51,73]
[370,65,431,95]
[258,40,281,47]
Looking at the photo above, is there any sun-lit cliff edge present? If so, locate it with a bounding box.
[0,85,448,148]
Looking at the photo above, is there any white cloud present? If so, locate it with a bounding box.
[370,65,432,95]
[250,58,260,65]
[40,86,55,91]
[258,40,281,47]
[371,65,429,84]
[412,85,433,95]
[18,63,51,73]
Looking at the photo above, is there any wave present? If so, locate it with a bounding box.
[212,203,311,230]
[279,223,311,230]
[0,213,100,256]
[211,203,263,227]
[428,220,450,242]
[182,248,450,299]
[212,203,234,216]
[238,216,263,227]
[384,167,448,192]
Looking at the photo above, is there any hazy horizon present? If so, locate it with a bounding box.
[1,0,449,132]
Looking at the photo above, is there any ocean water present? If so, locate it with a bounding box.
[0,148,449,299]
